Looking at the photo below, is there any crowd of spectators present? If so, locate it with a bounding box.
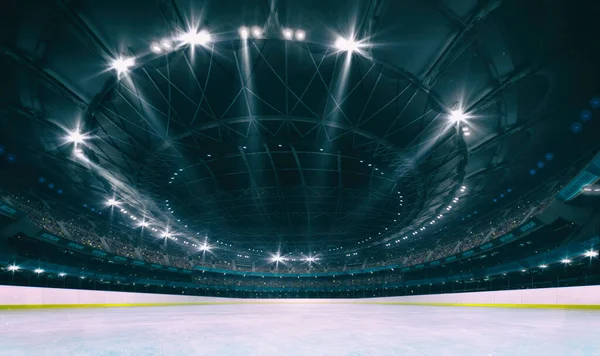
[140,246,165,265]
[1,178,561,275]
[190,272,405,289]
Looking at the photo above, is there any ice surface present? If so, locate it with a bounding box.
[1,304,599,356]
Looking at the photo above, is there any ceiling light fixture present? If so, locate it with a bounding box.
[111,57,135,75]
[295,30,306,41]
[449,109,468,123]
[180,29,212,46]
[150,42,163,54]
[161,39,173,50]
[584,250,598,257]
[251,26,262,38]
[334,36,359,53]
[66,130,86,144]
[239,27,249,39]
[282,28,293,40]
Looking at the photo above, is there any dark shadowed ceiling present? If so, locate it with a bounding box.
[0,0,599,257]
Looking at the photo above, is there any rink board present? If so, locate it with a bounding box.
[1,285,600,309]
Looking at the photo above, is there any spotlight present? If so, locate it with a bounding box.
[58,272,66,277]
[295,30,306,41]
[150,42,163,54]
[561,258,571,264]
[180,29,211,46]
[161,39,173,50]
[34,268,44,274]
[462,126,470,132]
[66,130,86,144]
[584,250,598,257]
[272,255,282,262]
[334,36,359,53]
[463,131,471,136]
[106,198,120,207]
[251,26,262,38]
[111,57,135,75]
[139,221,149,228]
[449,109,468,123]
[239,27,249,39]
[539,264,548,269]
[282,28,294,40]
[7,265,20,272]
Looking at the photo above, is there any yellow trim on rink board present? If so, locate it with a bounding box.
[1,301,600,310]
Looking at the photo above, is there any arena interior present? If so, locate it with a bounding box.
[1,0,600,355]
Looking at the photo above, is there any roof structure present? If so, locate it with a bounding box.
[1,0,599,258]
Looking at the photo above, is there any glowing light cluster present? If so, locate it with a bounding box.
[449,109,468,123]
[282,28,306,41]
[179,29,212,46]
[334,36,361,53]
[111,57,135,76]
[66,130,87,144]
[239,26,263,39]
[150,39,174,54]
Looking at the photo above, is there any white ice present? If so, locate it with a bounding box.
[1,304,599,355]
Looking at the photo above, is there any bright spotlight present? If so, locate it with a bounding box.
[7,265,20,272]
[150,42,163,54]
[335,36,359,53]
[584,250,598,257]
[162,232,171,238]
[561,258,571,264]
[295,30,306,41]
[199,244,209,251]
[106,198,120,207]
[180,29,212,46]
[449,109,468,123]
[251,26,262,38]
[58,272,66,277]
[463,131,471,136]
[66,130,86,144]
[239,27,249,39]
[539,264,548,269]
[272,255,282,262]
[306,257,314,262]
[34,268,44,274]
[161,39,173,50]
[139,221,149,228]
[282,28,293,40]
[111,57,135,75]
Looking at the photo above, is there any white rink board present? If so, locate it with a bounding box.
[1,285,600,306]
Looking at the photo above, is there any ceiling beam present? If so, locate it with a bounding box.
[0,45,87,108]
[422,0,505,87]
[238,146,273,229]
[290,145,311,238]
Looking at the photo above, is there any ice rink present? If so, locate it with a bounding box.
[1,304,599,356]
